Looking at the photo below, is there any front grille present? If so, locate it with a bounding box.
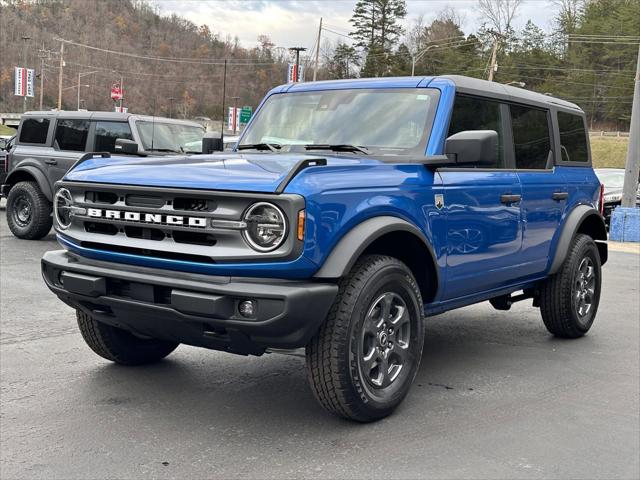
[60,182,304,263]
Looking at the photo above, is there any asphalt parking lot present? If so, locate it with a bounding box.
[1,203,638,480]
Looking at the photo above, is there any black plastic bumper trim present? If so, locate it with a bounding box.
[42,250,338,355]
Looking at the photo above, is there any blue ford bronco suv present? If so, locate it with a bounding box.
[42,75,607,422]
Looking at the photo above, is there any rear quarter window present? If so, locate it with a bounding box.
[558,112,589,162]
[19,118,50,144]
[510,105,552,170]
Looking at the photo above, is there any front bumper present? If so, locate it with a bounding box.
[42,250,338,355]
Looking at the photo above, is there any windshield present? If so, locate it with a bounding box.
[239,88,439,156]
[136,121,205,153]
[595,170,625,188]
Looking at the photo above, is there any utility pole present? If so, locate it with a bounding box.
[120,76,124,110]
[289,47,307,82]
[313,18,322,82]
[38,42,48,111]
[57,41,64,110]
[21,36,31,112]
[621,44,640,209]
[487,31,502,82]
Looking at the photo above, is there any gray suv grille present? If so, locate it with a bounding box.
[57,182,304,263]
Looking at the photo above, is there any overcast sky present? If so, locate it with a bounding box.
[151,0,560,51]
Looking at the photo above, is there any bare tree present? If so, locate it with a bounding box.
[478,0,522,35]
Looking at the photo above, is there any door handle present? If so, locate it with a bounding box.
[500,194,521,204]
[552,192,569,201]
[44,159,57,165]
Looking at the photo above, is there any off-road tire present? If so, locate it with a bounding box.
[539,234,602,338]
[76,310,179,365]
[6,181,53,240]
[306,255,425,422]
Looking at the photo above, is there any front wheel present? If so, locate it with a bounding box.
[76,310,179,365]
[306,255,425,422]
[539,234,602,338]
[6,181,53,240]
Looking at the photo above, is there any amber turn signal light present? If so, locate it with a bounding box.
[297,210,305,241]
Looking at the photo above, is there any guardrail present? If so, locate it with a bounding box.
[589,131,630,137]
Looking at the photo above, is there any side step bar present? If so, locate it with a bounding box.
[489,288,539,311]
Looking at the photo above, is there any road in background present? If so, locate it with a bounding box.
[1,206,638,480]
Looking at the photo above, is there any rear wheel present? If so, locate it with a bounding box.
[306,255,425,422]
[6,181,52,240]
[539,234,602,338]
[76,310,179,365]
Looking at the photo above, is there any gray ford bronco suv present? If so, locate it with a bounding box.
[3,111,205,239]
[42,76,607,422]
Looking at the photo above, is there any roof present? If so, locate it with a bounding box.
[279,74,583,113]
[441,75,582,111]
[21,110,204,127]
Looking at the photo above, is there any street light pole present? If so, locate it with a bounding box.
[21,36,31,112]
[411,44,439,77]
[76,71,97,110]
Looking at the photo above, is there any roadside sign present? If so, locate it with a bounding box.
[111,84,123,101]
[14,67,35,97]
[240,106,252,124]
[287,63,304,83]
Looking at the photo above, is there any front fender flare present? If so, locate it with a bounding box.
[313,216,438,283]
[5,166,53,201]
[548,205,608,274]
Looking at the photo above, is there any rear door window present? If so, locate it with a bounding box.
[448,95,505,168]
[557,111,588,162]
[510,105,552,169]
[54,119,89,151]
[94,121,134,153]
[19,118,50,144]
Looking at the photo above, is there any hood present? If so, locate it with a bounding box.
[64,153,382,193]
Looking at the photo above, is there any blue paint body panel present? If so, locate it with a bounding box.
[58,76,603,314]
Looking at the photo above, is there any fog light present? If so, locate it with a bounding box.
[238,300,256,317]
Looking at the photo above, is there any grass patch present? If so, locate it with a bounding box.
[590,136,629,168]
[0,125,16,136]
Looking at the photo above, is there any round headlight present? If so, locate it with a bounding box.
[54,188,74,229]
[242,202,287,252]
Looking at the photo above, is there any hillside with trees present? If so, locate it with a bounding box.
[0,0,637,130]
[0,0,289,118]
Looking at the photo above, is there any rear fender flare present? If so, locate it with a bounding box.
[548,205,608,274]
[5,165,53,201]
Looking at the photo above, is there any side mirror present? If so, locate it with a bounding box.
[445,130,498,166]
[114,138,138,155]
[202,135,223,154]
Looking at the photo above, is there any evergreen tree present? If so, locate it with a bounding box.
[350,0,407,77]
[326,43,360,79]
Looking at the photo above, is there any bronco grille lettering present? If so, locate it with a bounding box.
[86,208,207,228]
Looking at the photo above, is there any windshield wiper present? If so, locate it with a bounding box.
[304,144,369,154]
[237,143,282,152]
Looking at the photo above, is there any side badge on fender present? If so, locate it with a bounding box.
[435,194,444,210]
